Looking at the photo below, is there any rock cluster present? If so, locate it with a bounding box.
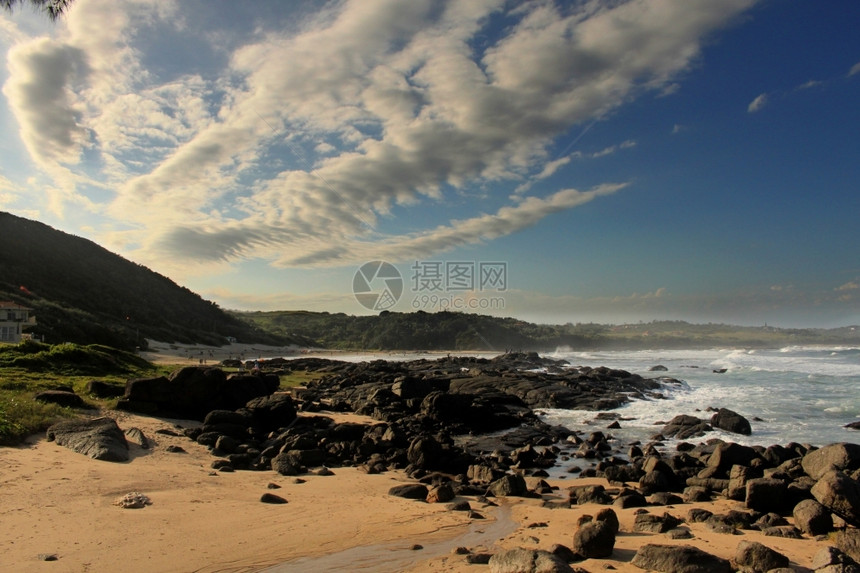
[47,352,860,571]
[117,366,279,420]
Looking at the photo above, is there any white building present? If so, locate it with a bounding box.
[0,302,34,343]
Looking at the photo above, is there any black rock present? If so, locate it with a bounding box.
[388,484,430,500]
[632,544,731,573]
[35,390,86,408]
[733,540,789,572]
[260,493,288,504]
[710,408,752,435]
[46,417,129,462]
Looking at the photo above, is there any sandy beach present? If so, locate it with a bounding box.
[0,407,836,573]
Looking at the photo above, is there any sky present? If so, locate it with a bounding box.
[0,0,858,328]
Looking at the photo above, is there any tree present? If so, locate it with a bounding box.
[1,0,74,20]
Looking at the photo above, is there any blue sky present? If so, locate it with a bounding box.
[1,0,858,327]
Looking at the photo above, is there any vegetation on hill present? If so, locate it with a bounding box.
[234,310,860,351]
[0,212,294,350]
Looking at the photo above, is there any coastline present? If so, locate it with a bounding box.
[0,409,837,573]
[138,339,501,366]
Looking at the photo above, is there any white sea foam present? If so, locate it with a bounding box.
[542,345,860,453]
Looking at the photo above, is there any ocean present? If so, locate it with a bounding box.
[305,345,860,451]
[541,345,860,451]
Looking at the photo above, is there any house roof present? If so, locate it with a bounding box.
[0,301,31,310]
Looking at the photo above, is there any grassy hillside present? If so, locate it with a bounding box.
[0,212,292,350]
[234,310,860,351]
[0,340,161,444]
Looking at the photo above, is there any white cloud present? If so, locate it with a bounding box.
[796,79,822,90]
[2,0,759,274]
[3,37,89,166]
[747,92,768,113]
[849,61,860,77]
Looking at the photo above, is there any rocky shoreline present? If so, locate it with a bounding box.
[42,352,860,571]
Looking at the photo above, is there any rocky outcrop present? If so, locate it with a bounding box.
[802,444,860,481]
[732,540,789,573]
[710,408,752,435]
[812,470,860,527]
[793,498,833,536]
[661,415,711,440]
[117,367,279,420]
[488,548,573,573]
[572,520,615,559]
[631,544,732,573]
[35,390,87,408]
[46,417,129,461]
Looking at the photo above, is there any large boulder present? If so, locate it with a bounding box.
[811,470,860,526]
[710,408,752,435]
[406,435,444,470]
[119,367,278,420]
[487,474,529,498]
[733,540,789,572]
[35,390,87,408]
[833,529,860,564]
[488,548,573,573]
[745,478,789,514]
[812,546,860,573]
[46,417,129,462]
[802,444,860,481]
[572,520,615,559]
[388,484,429,500]
[793,498,833,536]
[242,393,297,433]
[708,442,761,472]
[633,512,682,534]
[661,415,711,440]
[631,544,731,573]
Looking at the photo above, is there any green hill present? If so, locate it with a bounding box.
[0,212,291,350]
[235,310,860,351]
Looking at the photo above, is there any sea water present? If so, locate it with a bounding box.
[539,346,860,452]
[297,346,860,449]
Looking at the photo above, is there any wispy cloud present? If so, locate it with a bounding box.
[849,61,860,77]
[747,92,768,113]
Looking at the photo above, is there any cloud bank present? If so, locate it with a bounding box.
[3,0,757,274]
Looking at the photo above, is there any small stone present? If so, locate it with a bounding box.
[165,445,186,453]
[411,544,423,550]
[260,493,288,504]
[267,483,281,489]
[38,554,59,561]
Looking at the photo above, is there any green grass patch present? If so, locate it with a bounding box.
[278,370,321,390]
[0,340,154,375]
[0,340,158,444]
